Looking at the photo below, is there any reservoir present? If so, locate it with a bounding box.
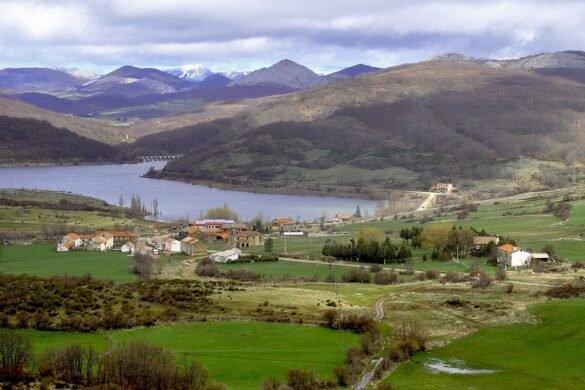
[0,162,377,221]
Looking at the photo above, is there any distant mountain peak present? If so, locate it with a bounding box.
[230,59,324,89]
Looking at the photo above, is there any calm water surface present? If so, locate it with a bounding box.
[0,162,376,221]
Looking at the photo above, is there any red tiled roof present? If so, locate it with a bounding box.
[498,244,517,253]
[65,233,80,240]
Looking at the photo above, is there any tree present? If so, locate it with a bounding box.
[396,244,412,262]
[205,203,238,220]
[448,228,475,258]
[118,194,125,208]
[354,205,362,218]
[151,198,160,217]
[0,330,31,382]
[264,238,274,254]
[420,224,452,251]
[357,228,385,244]
[541,244,556,257]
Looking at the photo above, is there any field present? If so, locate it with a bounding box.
[8,322,360,390]
[387,299,585,389]
[0,244,136,282]
[218,259,350,280]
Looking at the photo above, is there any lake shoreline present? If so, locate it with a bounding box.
[143,173,385,201]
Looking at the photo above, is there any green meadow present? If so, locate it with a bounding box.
[0,244,135,282]
[6,322,360,390]
[387,299,585,389]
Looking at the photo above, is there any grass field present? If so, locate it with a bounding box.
[218,259,350,280]
[0,244,136,282]
[5,322,360,390]
[387,299,585,389]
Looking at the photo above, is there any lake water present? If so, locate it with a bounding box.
[0,162,376,221]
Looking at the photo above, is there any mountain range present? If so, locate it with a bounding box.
[5,50,585,197]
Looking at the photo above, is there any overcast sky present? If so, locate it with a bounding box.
[1,0,584,74]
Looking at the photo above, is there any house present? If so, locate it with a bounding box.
[121,242,135,254]
[90,236,108,251]
[334,213,356,222]
[97,231,136,248]
[497,244,531,268]
[236,231,263,248]
[193,219,235,229]
[94,231,114,249]
[473,236,500,250]
[181,237,207,256]
[271,217,297,233]
[164,238,182,253]
[210,248,241,263]
[57,241,75,252]
[433,183,455,193]
[62,233,82,248]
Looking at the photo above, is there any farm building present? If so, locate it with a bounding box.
[62,233,82,248]
[270,217,297,233]
[181,237,207,256]
[497,244,532,268]
[90,236,109,251]
[531,252,551,262]
[164,238,182,253]
[210,248,241,263]
[57,241,75,252]
[121,242,135,254]
[334,213,356,222]
[473,236,500,250]
[236,231,263,247]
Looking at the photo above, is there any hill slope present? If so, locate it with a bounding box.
[138,61,585,196]
[230,59,327,89]
[0,116,126,163]
[0,68,84,93]
[0,94,125,143]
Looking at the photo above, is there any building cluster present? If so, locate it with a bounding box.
[473,236,551,268]
[58,231,137,253]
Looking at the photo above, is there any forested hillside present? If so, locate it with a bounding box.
[0,116,129,163]
[138,61,585,196]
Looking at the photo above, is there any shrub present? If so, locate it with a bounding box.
[195,259,221,278]
[506,283,514,294]
[341,268,371,283]
[40,344,97,385]
[338,315,378,334]
[471,271,493,289]
[97,341,210,389]
[440,271,467,284]
[495,269,507,281]
[545,279,585,299]
[0,330,31,382]
[424,270,440,280]
[323,310,337,328]
[571,261,585,271]
[333,366,350,387]
[374,271,398,285]
[286,369,321,390]
[369,264,383,273]
[387,321,427,363]
[224,269,262,282]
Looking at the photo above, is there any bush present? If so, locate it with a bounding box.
[369,264,383,273]
[545,278,585,299]
[97,341,210,389]
[286,369,321,390]
[440,271,468,284]
[342,268,371,283]
[195,258,221,278]
[387,321,427,363]
[224,269,262,282]
[338,315,378,334]
[571,261,585,271]
[471,271,493,289]
[506,283,514,294]
[495,269,507,281]
[40,344,97,385]
[0,330,31,382]
[373,271,398,285]
[424,270,440,280]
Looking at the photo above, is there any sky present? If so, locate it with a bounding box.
[1,0,584,74]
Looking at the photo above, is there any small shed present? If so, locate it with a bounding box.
[210,248,242,263]
[164,238,182,253]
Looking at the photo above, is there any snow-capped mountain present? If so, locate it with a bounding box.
[166,65,250,82]
[51,67,99,81]
[220,70,250,81]
[165,65,214,82]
